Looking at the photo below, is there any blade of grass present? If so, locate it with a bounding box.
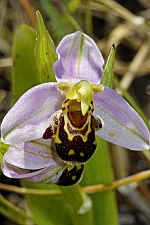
[12,24,38,103]
[40,0,67,37]
[40,0,81,39]
[0,194,33,225]
[92,0,144,25]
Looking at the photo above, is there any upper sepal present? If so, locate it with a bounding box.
[54,31,104,84]
[94,87,150,150]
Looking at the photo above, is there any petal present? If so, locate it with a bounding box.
[1,82,64,144]
[94,87,150,150]
[3,139,57,170]
[54,31,104,84]
[2,160,65,184]
[24,165,65,184]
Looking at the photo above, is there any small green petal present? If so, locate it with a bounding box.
[66,80,104,115]
[66,80,93,115]
[81,101,89,116]
[35,11,57,83]
[101,44,115,88]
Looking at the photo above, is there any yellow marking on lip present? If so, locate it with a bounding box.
[80,152,84,157]
[61,99,93,142]
[55,126,62,144]
[66,164,74,171]
[93,140,97,145]
[72,175,76,181]
[64,114,92,142]
[68,149,75,155]
[77,165,82,170]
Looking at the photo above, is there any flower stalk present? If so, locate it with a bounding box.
[1,169,150,196]
[0,194,33,225]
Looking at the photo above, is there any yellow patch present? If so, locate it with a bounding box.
[55,127,62,144]
[66,164,74,171]
[93,140,97,145]
[77,165,82,170]
[68,149,75,155]
[80,152,84,157]
[72,175,76,181]
[108,131,116,137]
[62,99,92,143]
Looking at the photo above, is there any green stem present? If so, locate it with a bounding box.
[60,184,94,225]
[0,206,26,225]
[1,169,150,196]
[0,194,33,225]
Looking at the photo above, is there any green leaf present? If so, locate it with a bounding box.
[101,44,115,88]
[82,138,119,225]
[23,183,94,225]
[60,185,94,225]
[35,11,57,83]
[22,183,72,225]
[12,24,37,103]
[68,0,81,13]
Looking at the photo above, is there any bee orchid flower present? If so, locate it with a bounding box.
[1,31,150,186]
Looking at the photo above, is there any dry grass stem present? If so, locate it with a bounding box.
[0,170,150,195]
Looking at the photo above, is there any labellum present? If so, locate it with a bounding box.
[43,98,103,164]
